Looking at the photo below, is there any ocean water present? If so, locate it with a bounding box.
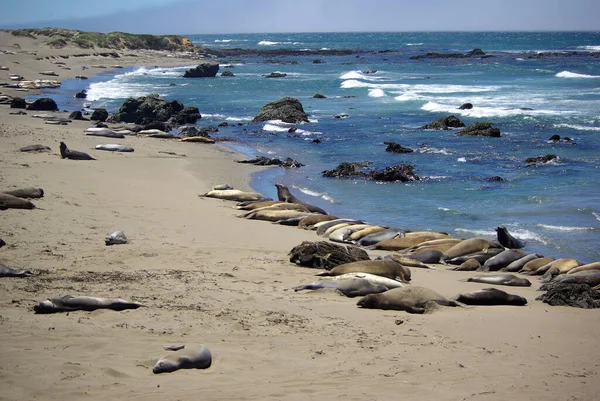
[41,32,600,262]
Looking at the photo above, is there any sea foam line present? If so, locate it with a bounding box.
[556,70,600,79]
[293,186,335,203]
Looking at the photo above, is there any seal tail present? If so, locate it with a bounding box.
[315,271,332,277]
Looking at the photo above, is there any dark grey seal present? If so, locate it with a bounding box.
[2,187,44,199]
[496,226,526,249]
[454,288,527,306]
[0,265,33,277]
[0,193,36,210]
[294,278,389,297]
[356,228,405,246]
[34,295,144,313]
[59,142,95,160]
[478,249,527,272]
[275,184,328,215]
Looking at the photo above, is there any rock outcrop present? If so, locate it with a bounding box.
[26,97,57,111]
[110,94,200,126]
[457,122,501,137]
[251,97,309,124]
[183,62,219,78]
[384,142,414,153]
[421,115,465,130]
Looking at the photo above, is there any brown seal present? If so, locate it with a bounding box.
[0,193,36,210]
[2,187,44,199]
[357,286,462,314]
[297,214,339,229]
[275,184,328,214]
[59,142,95,160]
[33,295,144,313]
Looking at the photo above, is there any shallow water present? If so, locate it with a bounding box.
[39,31,600,262]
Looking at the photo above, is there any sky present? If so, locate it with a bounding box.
[0,0,599,34]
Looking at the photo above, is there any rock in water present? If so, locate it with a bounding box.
[251,97,309,124]
[183,62,219,78]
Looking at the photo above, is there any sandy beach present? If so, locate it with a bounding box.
[1,31,599,401]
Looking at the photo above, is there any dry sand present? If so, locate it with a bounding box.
[1,32,599,401]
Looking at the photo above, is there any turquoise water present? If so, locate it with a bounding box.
[41,32,600,262]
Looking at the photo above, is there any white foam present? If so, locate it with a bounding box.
[593,212,600,222]
[556,70,600,79]
[554,123,600,131]
[262,123,292,132]
[536,223,598,232]
[258,40,301,46]
[419,147,451,156]
[368,88,386,98]
[455,228,495,237]
[293,186,335,203]
[421,101,571,118]
[457,157,467,162]
[406,43,423,46]
[577,45,600,51]
[214,39,232,43]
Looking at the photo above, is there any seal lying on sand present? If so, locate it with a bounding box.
[59,142,95,160]
[34,295,144,313]
[496,226,526,249]
[357,286,462,314]
[0,265,33,277]
[461,274,531,287]
[294,278,390,297]
[20,144,51,152]
[153,344,212,374]
[105,231,128,246]
[275,184,328,214]
[454,288,527,306]
[0,193,36,210]
[95,144,134,152]
[201,189,267,202]
[317,260,411,282]
[2,187,44,199]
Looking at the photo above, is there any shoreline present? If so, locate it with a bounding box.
[1,31,600,401]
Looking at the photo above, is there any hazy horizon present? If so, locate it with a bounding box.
[1,0,599,35]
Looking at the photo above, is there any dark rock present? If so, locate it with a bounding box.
[288,127,297,133]
[421,115,465,130]
[384,141,414,153]
[458,102,473,110]
[486,176,506,182]
[197,125,218,137]
[143,121,169,132]
[221,70,235,77]
[411,48,489,60]
[288,241,370,270]
[95,122,108,128]
[91,108,108,122]
[313,93,326,99]
[312,138,321,144]
[548,134,561,141]
[10,97,27,109]
[263,72,287,78]
[536,283,600,308]
[69,110,85,120]
[251,97,309,124]
[183,62,219,78]
[369,164,420,182]
[548,135,576,144]
[169,100,184,113]
[75,90,87,99]
[218,121,229,127]
[26,97,58,111]
[75,75,88,79]
[237,156,304,168]
[526,154,558,166]
[171,106,201,126]
[312,59,324,64]
[322,162,370,178]
[178,126,199,138]
[362,69,377,74]
[458,122,501,137]
[333,113,350,119]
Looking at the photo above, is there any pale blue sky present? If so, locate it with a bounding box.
[1,0,599,34]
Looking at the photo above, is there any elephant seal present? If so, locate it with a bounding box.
[298,214,339,229]
[444,248,504,266]
[374,235,441,251]
[519,257,555,274]
[404,249,445,264]
[566,262,600,275]
[0,193,36,210]
[294,278,389,297]
[275,184,328,215]
[201,189,266,202]
[236,200,284,211]
[462,274,531,287]
[479,249,527,272]
[2,187,44,199]
[0,238,5,248]
[181,136,215,143]
[548,271,600,287]
[496,226,526,249]
[444,238,503,260]
[95,144,134,152]
[357,286,462,314]
[85,129,125,138]
[539,258,583,281]
[502,253,543,272]
[329,272,405,289]
[59,142,95,160]
[349,225,388,241]
[315,219,362,236]
[0,265,33,277]
[454,288,527,306]
[381,254,436,270]
[34,295,144,313]
[243,209,311,222]
[328,227,354,243]
[356,228,406,246]
[449,258,481,271]
[105,231,128,246]
[317,260,411,282]
[153,344,212,374]
[20,144,51,152]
